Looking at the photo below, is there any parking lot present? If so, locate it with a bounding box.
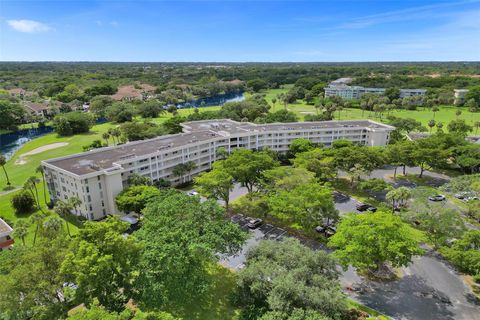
[220,214,325,270]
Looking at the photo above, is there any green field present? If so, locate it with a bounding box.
[2,88,479,244]
[0,107,221,244]
[263,87,480,130]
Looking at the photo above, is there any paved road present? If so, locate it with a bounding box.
[223,213,480,320]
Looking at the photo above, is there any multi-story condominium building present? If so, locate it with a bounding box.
[42,119,395,220]
[0,218,14,251]
[324,85,426,100]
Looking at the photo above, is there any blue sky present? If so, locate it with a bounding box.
[1,0,479,61]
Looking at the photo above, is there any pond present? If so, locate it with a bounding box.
[0,92,245,160]
[0,126,54,160]
[176,91,244,109]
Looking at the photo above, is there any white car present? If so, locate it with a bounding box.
[187,191,199,196]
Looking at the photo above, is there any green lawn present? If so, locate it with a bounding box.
[0,107,223,244]
[261,87,480,130]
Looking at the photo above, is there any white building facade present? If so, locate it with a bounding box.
[325,85,426,100]
[42,119,394,220]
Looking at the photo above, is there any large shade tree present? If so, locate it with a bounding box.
[134,191,247,308]
[236,238,347,320]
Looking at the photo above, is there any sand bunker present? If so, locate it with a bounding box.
[300,111,315,114]
[15,142,69,165]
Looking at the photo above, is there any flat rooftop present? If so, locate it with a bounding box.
[44,119,394,176]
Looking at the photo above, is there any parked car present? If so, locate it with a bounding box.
[465,196,479,202]
[454,192,468,200]
[187,190,199,196]
[247,218,263,229]
[428,194,446,201]
[315,225,336,237]
[356,203,376,212]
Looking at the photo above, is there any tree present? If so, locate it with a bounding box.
[455,110,462,119]
[30,212,46,244]
[126,173,152,186]
[440,230,480,276]
[115,185,161,213]
[52,112,95,136]
[67,302,179,320]
[328,211,423,275]
[0,154,11,185]
[384,87,400,100]
[236,238,347,319]
[0,100,26,131]
[447,119,472,136]
[268,181,338,229]
[428,119,436,132]
[247,79,268,92]
[24,176,43,213]
[385,187,412,212]
[466,86,480,105]
[432,106,439,119]
[61,217,141,312]
[292,148,337,182]
[36,165,49,206]
[436,121,444,133]
[137,100,165,118]
[222,149,278,193]
[404,194,465,248]
[13,220,29,245]
[11,189,36,215]
[41,215,64,239]
[134,192,246,308]
[195,161,234,210]
[0,232,69,319]
[474,121,480,134]
[89,95,113,118]
[413,138,449,178]
[288,138,313,157]
[102,132,110,146]
[216,146,228,160]
[261,166,315,192]
[53,200,74,236]
[106,102,136,123]
[172,161,197,184]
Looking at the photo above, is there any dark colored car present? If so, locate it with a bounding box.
[356,203,376,212]
[247,218,263,229]
[428,194,446,201]
[315,225,336,237]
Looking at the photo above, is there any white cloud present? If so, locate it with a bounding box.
[110,21,118,26]
[7,19,52,33]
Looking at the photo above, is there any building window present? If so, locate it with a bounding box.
[98,183,102,189]
[86,186,90,193]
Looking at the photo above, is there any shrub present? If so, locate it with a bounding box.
[52,112,94,136]
[11,190,36,214]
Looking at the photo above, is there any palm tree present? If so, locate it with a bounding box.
[108,128,116,145]
[428,119,436,133]
[386,187,412,213]
[13,220,29,245]
[0,154,11,185]
[432,106,439,119]
[42,216,64,239]
[474,121,480,135]
[184,161,197,182]
[25,176,43,213]
[68,196,82,215]
[36,165,48,206]
[111,128,121,145]
[271,97,277,112]
[436,121,444,133]
[54,200,73,236]
[360,100,368,117]
[216,147,228,160]
[456,110,462,119]
[30,212,45,245]
[173,164,188,184]
[102,132,110,146]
